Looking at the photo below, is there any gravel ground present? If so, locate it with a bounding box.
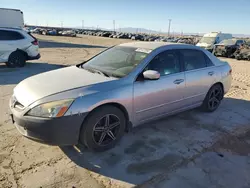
[1,35,250,188]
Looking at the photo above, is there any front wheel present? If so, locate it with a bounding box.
[79,106,126,152]
[201,84,223,112]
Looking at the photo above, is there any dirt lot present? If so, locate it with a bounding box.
[1,35,250,188]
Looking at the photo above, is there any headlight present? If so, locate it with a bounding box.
[27,99,74,118]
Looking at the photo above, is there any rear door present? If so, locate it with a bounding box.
[180,49,218,106]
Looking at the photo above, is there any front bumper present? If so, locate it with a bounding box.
[10,109,87,145]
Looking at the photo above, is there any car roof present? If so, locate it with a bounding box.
[119,42,190,50]
[0,27,24,31]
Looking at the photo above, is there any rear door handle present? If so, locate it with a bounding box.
[174,79,184,85]
[208,71,214,76]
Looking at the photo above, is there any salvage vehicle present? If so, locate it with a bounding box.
[213,39,245,57]
[10,42,232,151]
[196,32,232,52]
[0,27,40,67]
[234,42,250,60]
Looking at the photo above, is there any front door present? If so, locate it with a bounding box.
[133,50,186,123]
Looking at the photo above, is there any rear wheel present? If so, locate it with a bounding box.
[79,106,126,152]
[6,51,26,68]
[201,84,223,112]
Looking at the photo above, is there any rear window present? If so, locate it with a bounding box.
[27,32,37,41]
[0,30,24,40]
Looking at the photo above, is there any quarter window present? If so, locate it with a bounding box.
[180,50,207,71]
[0,30,24,40]
[204,54,214,67]
[146,50,181,76]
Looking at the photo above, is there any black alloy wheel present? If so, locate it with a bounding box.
[201,84,223,112]
[207,86,223,111]
[80,105,126,151]
[92,114,120,146]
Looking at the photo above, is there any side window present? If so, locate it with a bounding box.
[0,30,6,40]
[180,49,207,71]
[146,50,181,76]
[0,30,24,40]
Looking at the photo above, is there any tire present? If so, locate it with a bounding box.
[79,105,126,152]
[6,51,26,68]
[201,84,223,112]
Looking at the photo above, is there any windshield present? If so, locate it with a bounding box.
[219,39,236,45]
[199,37,216,44]
[82,46,149,78]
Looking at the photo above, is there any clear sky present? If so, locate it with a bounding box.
[1,0,249,34]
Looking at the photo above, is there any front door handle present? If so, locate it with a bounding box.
[174,79,184,85]
[208,71,214,76]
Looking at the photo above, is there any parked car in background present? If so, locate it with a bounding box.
[234,41,250,60]
[10,42,232,151]
[213,39,245,57]
[196,32,232,52]
[0,27,40,67]
[62,30,76,37]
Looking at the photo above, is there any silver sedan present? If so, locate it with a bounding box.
[9,42,232,151]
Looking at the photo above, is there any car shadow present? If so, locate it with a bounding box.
[39,40,107,49]
[60,97,250,186]
[0,62,67,85]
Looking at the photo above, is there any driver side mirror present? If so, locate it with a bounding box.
[143,70,160,80]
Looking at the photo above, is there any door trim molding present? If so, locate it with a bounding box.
[136,98,184,114]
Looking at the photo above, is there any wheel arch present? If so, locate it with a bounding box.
[8,49,28,60]
[212,82,224,94]
[83,102,132,132]
[16,48,28,59]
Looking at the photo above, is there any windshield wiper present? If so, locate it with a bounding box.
[83,67,110,77]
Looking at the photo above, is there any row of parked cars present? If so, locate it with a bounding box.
[26,27,250,61]
[29,28,77,37]
[75,29,199,45]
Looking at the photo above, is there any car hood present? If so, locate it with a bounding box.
[14,66,116,107]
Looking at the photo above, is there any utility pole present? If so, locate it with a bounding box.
[82,20,84,29]
[113,20,115,33]
[168,19,172,37]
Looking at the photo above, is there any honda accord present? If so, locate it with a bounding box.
[10,42,232,151]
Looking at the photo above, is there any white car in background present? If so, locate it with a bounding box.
[196,32,232,52]
[0,27,40,67]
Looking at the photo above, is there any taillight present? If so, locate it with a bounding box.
[229,69,232,74]
[32,40,38,45]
